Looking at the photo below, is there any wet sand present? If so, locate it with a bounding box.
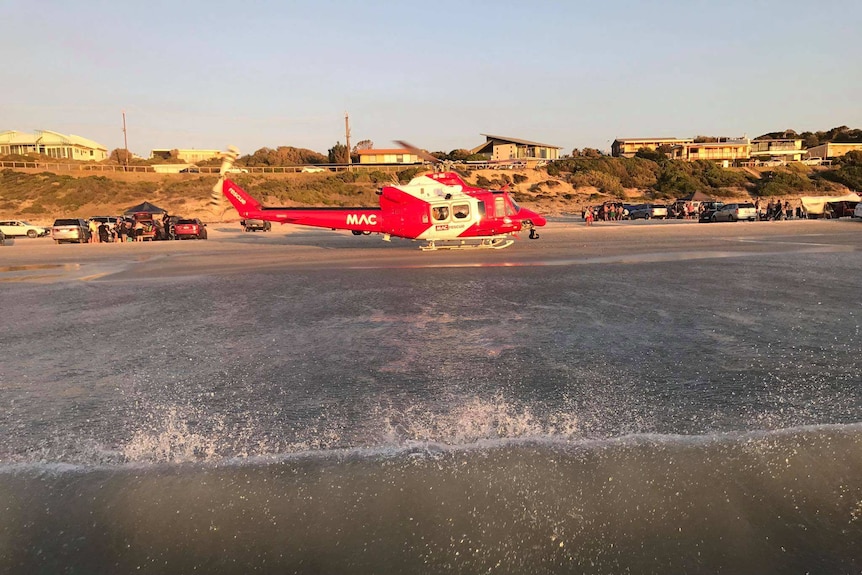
[1,218,860,283]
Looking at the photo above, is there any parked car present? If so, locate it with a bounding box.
[241,219,272,232]
[628,204,668,220]
[179,165,200,173]
[129,212,160,241]
[174,218,207,240]
[854,202,862,219]
[301,166,326,173]
[51,218,91,243]
[825,201,859,219]
[698,202,726,222]
[711,203,757,222]
[224,167,248,174]
[0,220,50,238]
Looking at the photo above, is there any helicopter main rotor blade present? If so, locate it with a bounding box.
[394,140,440,164]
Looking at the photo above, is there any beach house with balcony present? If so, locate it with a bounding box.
[611,137,694,158]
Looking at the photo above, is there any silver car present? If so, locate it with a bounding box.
[711,203,757,222]
[51,218,91,244]
[628,204,668,220]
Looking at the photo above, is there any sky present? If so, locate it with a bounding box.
[2,0,860,158]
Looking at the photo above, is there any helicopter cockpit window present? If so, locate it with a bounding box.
[452,204,470,219]
[432,206,449,221]
[508,197,521,215]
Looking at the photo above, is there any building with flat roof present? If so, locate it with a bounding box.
[0,129,108,161]
[356,148,421,164]
[669,138,751,165]
[749,139,804,162]
[611,137,694,158]
[150,149,222,163]
[471,134,561,162]
[806,142,862,159]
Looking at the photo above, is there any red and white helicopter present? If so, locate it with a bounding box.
[212,145,546,250]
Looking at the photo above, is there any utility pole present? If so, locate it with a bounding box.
[122,110,129,171]
[345,111,351,171]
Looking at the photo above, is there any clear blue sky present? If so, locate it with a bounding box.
[2,0,860,157]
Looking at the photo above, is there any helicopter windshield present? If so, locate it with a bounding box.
[508,197,521,215]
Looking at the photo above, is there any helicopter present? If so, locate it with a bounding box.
[212,145,546,250]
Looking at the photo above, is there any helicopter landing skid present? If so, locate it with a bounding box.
[419,237,514,251]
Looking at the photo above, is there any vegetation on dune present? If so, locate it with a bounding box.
[2,126,859,219]
[0,169,383,218]
[818,150,862,191]
[756,126,862,148]
[237,146,328,167]
[542,153,856,201]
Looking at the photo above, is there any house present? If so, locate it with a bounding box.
[356,148,421,164]
[471,134,562,164]
[611,137,694,158]
[805,142,862,159]
[150,149,222,163]
[749,139,804,162]
[669,138,751,166]
[0,129,108,161]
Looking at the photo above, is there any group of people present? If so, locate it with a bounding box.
[583,202,625,224]
[754,198,803,221]
[86,213,177,243]
[581,197,809,225]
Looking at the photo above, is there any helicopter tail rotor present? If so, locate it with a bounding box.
[209,146,240,211]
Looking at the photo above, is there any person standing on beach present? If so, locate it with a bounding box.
[88,219,99,243]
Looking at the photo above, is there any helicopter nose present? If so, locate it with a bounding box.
[524,210,546,226]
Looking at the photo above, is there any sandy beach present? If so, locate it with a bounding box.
[1,218,860,283]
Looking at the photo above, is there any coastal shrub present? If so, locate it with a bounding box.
[21,203,47,214]
[654,162,700,195]
[366,170,391,184]
[568,170,624,196]
[396,167,423,183]
[755,170,814,196]
[513,173,528,184]
[693,161,749,188]
[820,165,862,191]
[617,158,659,188]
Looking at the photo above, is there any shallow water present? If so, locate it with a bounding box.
[1,234,861,573]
